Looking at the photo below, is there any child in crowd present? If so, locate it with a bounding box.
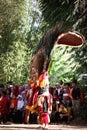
[58,102,68,123]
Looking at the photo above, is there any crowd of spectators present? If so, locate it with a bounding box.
[0,80,83,124]
[50,80,83,124]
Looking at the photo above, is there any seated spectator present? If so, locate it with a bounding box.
[57,102,68,123]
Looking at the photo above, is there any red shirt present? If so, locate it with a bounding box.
[0,96,8,116]
[10,99,17,109]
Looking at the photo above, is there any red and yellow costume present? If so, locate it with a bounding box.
[26,71,49,111]
[25,71,51,124]
[38,94,52,125]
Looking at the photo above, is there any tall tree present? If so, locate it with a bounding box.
[0,0,41,84]
[38,0,87,83]
[38,0,87,33]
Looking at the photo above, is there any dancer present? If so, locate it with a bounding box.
[37,87,52,130]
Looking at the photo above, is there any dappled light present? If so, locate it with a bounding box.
[0,0,87,128]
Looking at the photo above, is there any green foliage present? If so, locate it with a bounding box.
[71,41,87,76]
[49,45,76,86]
[38,0,87,32]
[38,0,75,30]
[0,0,87,87]
[38,0,87,85]
[0,0,42,85]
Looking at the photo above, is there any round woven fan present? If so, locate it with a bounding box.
[57,31,85,46]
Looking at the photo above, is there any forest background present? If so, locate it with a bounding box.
[0,0,87,87]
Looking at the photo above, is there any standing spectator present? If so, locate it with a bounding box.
[16,95,24,123]
[52,88,58,111]
[6,88,11,121]
[0,84,4,89]
[56,84,61,97]
[6,88,11,100]
[51,88,58,123]
[70,80,83,117]
[62,83,71,106]
[9,94,17,122]
[59,80,63,87]
[62,83,72,122]
[21,91,28,123]
[7,81,13,88]
[0,89,8,124]
[13,85,19,97]
[10,85,14,98]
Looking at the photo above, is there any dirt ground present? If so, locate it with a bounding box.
[0,124,87,130]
